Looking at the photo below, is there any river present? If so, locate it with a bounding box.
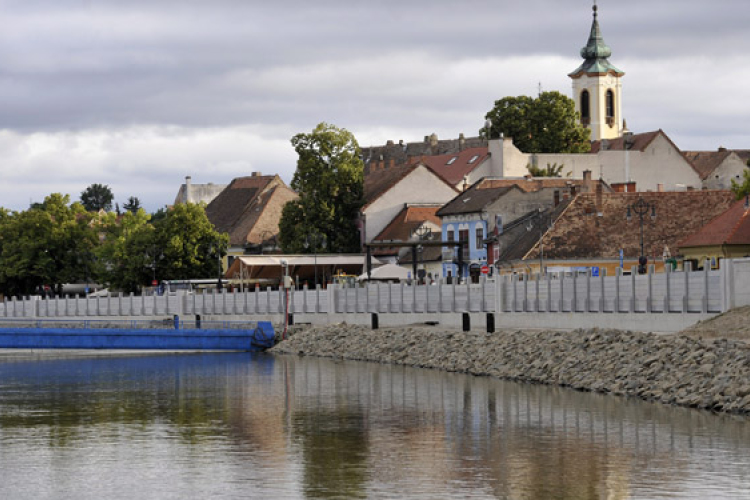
[1,352,749,499]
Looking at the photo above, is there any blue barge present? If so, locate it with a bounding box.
[0,319,276,351]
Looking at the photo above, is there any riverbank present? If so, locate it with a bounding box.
[272,308,750,415]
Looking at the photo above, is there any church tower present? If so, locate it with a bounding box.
[569,3,624,141]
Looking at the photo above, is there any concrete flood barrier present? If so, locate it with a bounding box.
[0,318,276,351]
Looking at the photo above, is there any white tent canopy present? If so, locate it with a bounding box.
[357,264,411,281]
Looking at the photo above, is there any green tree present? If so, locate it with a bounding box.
[95,203,228,293]
[731,168,750,200]
[152,203,229,282]
[95,209,154,292]
[527,162,565,177]
[0,194,98,296]
[483,91,591,153]
[123,196,141,214]
[80,183,114,212]
[279,123,364,253]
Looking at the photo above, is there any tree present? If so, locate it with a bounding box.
[152,203,229,282]
[483,91,591,154]
[527,162,565,177]
[80,183,114,212]
[95,203,228,293]
[0,194,98,296]
[731,168,750,200]
[279,123,364,253]
[123,197,142,214]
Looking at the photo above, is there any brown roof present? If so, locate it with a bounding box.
[478,177,606,193]
[371,205,441,256]
[679,197,750,248]
[205,175,297,246]
[525,190,736,260]
[361,135,486,167]
[437,184,518,216]
[417,147,489,186]
[682,150,733,180]
[373,205,441,242]
[589,130,661,154]
[733,150,750,164]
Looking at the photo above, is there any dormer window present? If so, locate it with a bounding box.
[468,155,479,164]
[446,156,458,165]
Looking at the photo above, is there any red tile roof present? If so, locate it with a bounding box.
[678,197,750,248]
[415,147,489,186]
[372,205,442,242]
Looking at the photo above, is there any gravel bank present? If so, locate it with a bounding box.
[272,321,750,415]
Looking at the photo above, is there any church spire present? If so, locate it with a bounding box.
[569,3,623,78]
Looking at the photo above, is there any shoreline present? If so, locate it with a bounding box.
[272,319,750,415]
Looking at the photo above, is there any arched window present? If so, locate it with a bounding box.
[606,90,615,126]
[580,90,590,125]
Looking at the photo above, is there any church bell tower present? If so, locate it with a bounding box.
[569,3,624,141]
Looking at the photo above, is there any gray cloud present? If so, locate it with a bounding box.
[0,0,747,210]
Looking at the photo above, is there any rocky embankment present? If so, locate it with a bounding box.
[272,317,750,414]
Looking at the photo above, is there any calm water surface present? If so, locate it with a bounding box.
[1,352,750,499]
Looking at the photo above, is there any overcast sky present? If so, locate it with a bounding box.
[1,0,748,211]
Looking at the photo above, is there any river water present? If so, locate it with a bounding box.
[1,352,750,499]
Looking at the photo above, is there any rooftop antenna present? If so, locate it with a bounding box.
[538,82,543,96]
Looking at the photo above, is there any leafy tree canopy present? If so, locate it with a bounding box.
[0,194,98,296]
[527,162,565,178]
[731,168,750,200]
[123,196,141,214]
[279,123,364,253]
[80,183,114,212]
[483,91,591,154]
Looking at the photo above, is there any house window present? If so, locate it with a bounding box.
[446,157,458,165]
[468,155,480,164]
[580,90,590,125]
[447,230,455,243]
[475,226,484,252]
[459,229,469,257]
[606,90,615,126]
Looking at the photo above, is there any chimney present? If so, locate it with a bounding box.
[718,146,727,152]
[459,133,466,151]
[185,176,192,203]
[430,133,438,147]
[424,135,430,143]
[583,170,593,192]
[657,183,664,192]
[386,140,394,146]
[389,158,394,168]
[252,171,262,177]
[462,175,470,192]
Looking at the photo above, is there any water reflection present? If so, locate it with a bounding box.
[1,353,750,499]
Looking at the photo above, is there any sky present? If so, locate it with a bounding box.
[1,0,749,211]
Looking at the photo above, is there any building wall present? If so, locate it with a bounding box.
[703,153,749,190]
[490,135,703,192]
[363,166,457,244]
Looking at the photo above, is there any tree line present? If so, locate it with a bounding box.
[0,194,227,297]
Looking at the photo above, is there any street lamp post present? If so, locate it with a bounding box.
[305,232,326,287]
[414,226,431,283]
[626,197,656,274]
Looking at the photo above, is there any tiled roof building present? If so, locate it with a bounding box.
[524,191,736,261]
[205,173,298,250]
[678,197,750,261]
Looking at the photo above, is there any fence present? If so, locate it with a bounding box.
[1,259,749,331]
